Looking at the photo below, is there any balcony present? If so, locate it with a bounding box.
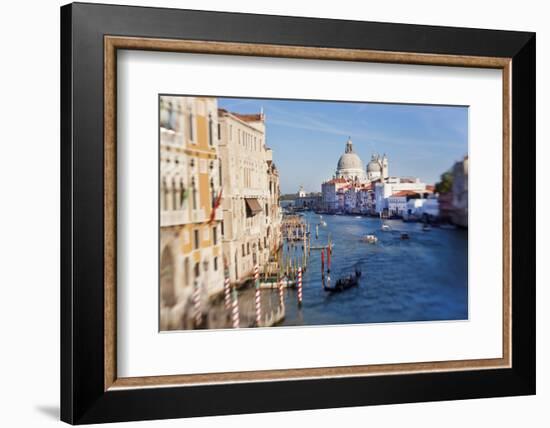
[160,210,189,227]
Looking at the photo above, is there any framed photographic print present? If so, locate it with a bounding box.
[60,2,536,424]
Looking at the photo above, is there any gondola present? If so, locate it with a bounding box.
[324,269,361,293]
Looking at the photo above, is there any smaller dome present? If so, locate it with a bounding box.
[367,160,381,172]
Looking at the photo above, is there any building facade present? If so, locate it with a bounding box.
[159,96,224,330]
[452,156,469,228]
[218,109,282,283]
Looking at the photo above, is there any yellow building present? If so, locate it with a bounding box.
[217,108,282,284]
[159,96,223,330]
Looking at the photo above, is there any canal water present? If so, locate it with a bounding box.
[275,211,468,327]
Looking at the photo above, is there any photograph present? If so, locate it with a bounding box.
[159,95,469,331]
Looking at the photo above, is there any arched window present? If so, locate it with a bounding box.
[160,176,167,211]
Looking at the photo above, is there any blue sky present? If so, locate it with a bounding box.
[218,97,468,194]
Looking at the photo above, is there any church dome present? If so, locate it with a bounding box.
[337,152,364,171]
[367,160,381,172]
[335,138,367,183]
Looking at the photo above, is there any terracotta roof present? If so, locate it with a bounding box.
[426,185,435,192]
[324,178,348,184]
[218,109,264,122]
[233,113,263,122]
[391,190,420,197]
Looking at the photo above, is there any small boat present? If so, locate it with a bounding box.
[381,224,391,231]
[324,269,361,293]
[422,224,431,232]
[400,232,410,240]
[440,223,457,230]
[355,216,361,219]
[361,234,378,244]
[320,220,327,227]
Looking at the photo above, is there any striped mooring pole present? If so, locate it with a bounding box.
[231,287,240,328]
[193,280,201,327]
[297,266,303,306]
[223,274,231,310]
[254,264,261,326]
[278,277,285,309]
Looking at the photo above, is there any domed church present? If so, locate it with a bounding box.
[366,153,389,181]
[335,138,368,182]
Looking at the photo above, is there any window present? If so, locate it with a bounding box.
[219,163,222,187]
[247,243,250,255]
[214,257,218,271]
[169,102,177,130]
[208,114,213,146]
[192,178,197,210]
[193,230,200,250]
[188,111,194,141]
[184,258,189,287]
[242,244,245,257]
[210,178,215,208]
[221,221,224,237]
[194,262,200,278]
[217,123,221,140]
[212,226,217,245]
[172,178,179,211]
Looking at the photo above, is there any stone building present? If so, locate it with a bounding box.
[451,156,469,228]
[321,178,349,211]
[159,96,224,330]
[374,177,429,214]
[217,108,282,284]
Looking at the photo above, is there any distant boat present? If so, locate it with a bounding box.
[355,216,361,219]
[422,224,431,232]
[400,232,410,240]
[381,224,391,231]
[361,234,378,244]
[320,220,327,227]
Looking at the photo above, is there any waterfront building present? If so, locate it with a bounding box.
[159,96,224,330]
[321,178,348,211]
[218,108,281,283]
[297,185,306,198]
[452,156,469,228]
[344,187,359,212]
[356,184,375,214]
[295,192,322,210]
[387,191,416,217]
[335,138,368,183]
[374,177,429,214]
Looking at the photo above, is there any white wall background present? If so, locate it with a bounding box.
[0,0,546,427]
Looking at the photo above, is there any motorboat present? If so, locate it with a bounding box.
[361,234,378,244]
[381,224,391,231]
